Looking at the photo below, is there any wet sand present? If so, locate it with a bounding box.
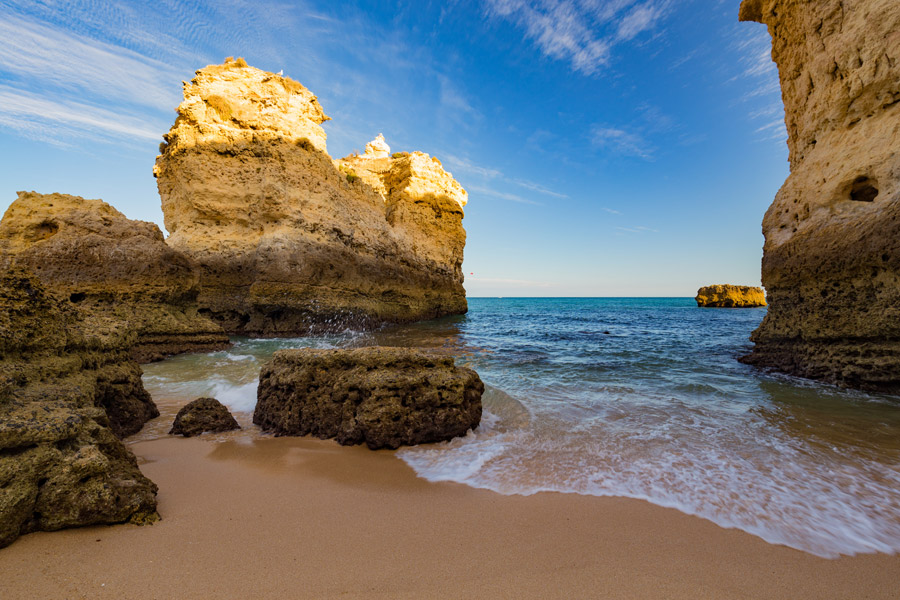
[0,434,898,599]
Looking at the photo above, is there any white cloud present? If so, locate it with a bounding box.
[0,14,182,111]
[592,125,653,159]
[510,177,567,198]
[616,1,667,42]
[483,0,670,75]
[616,225,657,234]
[444,154,504,179]
[467,185,543,205]
[444,154,566,201]
[0,86,163,143]
[730,26,786,144]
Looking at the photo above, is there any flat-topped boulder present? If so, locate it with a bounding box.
[0,269,158,548]
[254,347,483,450]
[170,397,240,437]
[0,191,229,362]
[154,58,469,336]
[695,285,767,308]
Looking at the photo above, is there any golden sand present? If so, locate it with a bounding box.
[0,434,897,599]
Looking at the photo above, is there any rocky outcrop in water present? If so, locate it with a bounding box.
[254,347,483,449]
[169,397,240,437]
[0,191,229,363]
[739,0,900,391]
[0,269,158,548]
[695,285,766,308]
[154,58,469,336]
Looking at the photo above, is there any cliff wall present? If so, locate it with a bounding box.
[0,270,158,548]
[739,0,900,391]
[154,58,468,336]
[0,192,229,362]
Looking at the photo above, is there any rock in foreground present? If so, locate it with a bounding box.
[739,0,900,391]
[0,269,158,548]
[170,397,240,437]
[695,285,766,308]
[154,58,469,336]
[254,347,483,449]
[0,191,230,363]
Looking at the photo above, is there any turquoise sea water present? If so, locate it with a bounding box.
[140,298,900,558]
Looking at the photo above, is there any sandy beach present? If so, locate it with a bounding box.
[1,432,897,600]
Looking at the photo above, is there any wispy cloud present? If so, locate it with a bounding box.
[601,207,622,215]
[444,154,565,203]
[483,0,671,75]
[0,14,182,111]
[616,225,658,234]
[444,155,504,179]
[592,126,653,159]
[467,185,543,205]
[0,86,163,144]
[510,177,567,198]
[729,25,785,144]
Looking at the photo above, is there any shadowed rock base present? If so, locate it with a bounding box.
[170,398,240,437]
[0,191,230,363]
[0,270,158,549]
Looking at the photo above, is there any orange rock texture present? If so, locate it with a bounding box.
[695,285,767,308]
[154,58,469,336]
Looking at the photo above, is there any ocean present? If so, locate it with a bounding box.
[139,297,900,558]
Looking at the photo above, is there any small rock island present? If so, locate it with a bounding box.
[695,285,767,308]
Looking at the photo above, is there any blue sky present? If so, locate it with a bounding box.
[0,0,785,296]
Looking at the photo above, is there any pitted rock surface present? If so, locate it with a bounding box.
[739,0,900,391]
[254,347,483,449]
[0,269,158,549]
[170,397,240,437]
[0,191,229,363]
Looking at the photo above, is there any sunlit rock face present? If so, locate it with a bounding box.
[695,285,767,308]
[739,0,900,391]
[154,58,468,336]
[0,191,229,363]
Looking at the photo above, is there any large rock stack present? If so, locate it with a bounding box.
[739,0,900,391]
[154,58,469,336]
[0,270,158,548]
[0,191,229,362]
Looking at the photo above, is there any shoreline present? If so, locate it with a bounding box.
[1,433,897,599]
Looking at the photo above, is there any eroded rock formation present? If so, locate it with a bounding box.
[154,58,468,336]
[0,191,229,362]
[0,270,158,548]
[695,285,767,308]
[254,347,483,449]
[739,0,900,391]
[170,397,240,437]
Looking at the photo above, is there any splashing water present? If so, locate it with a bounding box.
[141,298,900,558]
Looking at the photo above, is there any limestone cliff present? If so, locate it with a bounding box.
[695,285,767,308]
[154,58,468,336]
[0,270,158,548]
[739,0,900,391]
[0,191,229,362]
